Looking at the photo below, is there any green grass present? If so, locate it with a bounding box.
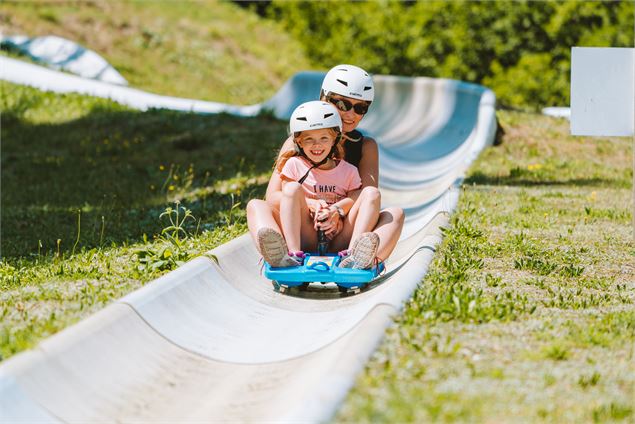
[337,111,634,423]
[0,0,303,360]
[2,87,633,424]
[0,80,288,359]
[1,4,634,420]
[0,0,313,104]
[1,81,286,258]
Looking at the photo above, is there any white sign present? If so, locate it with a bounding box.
[570,47,634,136]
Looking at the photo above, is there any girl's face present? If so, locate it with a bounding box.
[325,94,369,133]
[297,128,336,163]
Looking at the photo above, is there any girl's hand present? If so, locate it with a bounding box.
[325,217,344,240]
[307,198,328,215]
[315,207,341,238]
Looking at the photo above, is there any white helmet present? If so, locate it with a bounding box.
[321,64,374,102]
[289,101,342,134]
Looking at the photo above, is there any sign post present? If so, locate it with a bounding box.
[570,47,635,238]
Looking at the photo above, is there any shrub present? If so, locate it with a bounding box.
[267,0,634,110]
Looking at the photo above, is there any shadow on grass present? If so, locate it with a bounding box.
[465,171,626,188]
[1,103,286,258]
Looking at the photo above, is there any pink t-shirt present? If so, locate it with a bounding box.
[281,157,362,205]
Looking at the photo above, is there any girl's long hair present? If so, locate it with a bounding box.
[275,128,344,173]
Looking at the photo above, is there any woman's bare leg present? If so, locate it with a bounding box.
[373,207,405,261]
[256,185,404,260]
[266,190,283,211]
[280,182,317,252]
[246,199,281,248]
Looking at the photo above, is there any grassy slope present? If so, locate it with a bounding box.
[0,0,312,104]
[3,89,633,421]
[0,80,288,358]
[1,3,634,422]
[1,81,286,258]
[0,0,310,258]
[1,1,304,357]
[337,112,634,423]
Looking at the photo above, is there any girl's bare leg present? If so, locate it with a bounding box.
[330,187,404,260]
[348,186,381,246]
[331,186,381,251]
[246,199,281,247]
[254,185,404,260]
[280,182,317,252]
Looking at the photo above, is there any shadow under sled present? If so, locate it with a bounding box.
[263,253,385,295]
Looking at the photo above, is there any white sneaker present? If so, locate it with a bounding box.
[257,228,300,268]
[339,232,379,270]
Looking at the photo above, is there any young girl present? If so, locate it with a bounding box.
[252,101,379,269]
[247,64,404,270]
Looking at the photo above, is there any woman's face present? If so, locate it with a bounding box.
[297,128,336,163]
[325,94,370,133]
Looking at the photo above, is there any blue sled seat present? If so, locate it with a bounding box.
[264,253,384,292]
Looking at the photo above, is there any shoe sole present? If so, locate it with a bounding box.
[257,227,288,267]
[350,232,379,269]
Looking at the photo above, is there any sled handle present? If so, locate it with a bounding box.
[307,261,330,271]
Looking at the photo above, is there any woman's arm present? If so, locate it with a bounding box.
[358,137,379,188]
[265,136,295,205]
[342,137,378,205]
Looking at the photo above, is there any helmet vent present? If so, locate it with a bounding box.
[336,79,348,86]
[324,113,333,118]
[296,117,307,121]
[364,86,372,91]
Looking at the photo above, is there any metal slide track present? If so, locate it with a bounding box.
[0,57,496,423]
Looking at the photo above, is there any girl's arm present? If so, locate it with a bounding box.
[318,137,379,238]
[316,177,360,238]
[316,194,355,238]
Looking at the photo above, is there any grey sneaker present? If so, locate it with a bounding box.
[339,232,379,270]
[257,227,301,268]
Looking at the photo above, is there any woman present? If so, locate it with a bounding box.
[247,64,404,267]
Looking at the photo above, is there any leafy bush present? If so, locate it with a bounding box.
[268,0,634,109]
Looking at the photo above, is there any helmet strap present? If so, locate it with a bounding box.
[295,145,334,185]
[295,130,340,184]
[297,156,330,184]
